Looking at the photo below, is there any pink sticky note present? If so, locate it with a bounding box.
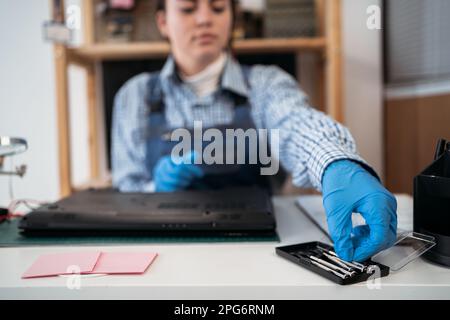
[22,252,101,279]
[89,252,158,274]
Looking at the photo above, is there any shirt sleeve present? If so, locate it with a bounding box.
[248,65,377,191]
[111,73,155,192]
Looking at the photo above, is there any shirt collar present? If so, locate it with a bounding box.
[220,54,250,98]
[160,55,177,81]
[159,53,250,98]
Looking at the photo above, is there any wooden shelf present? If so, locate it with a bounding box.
[69,37,326,61]
[234,37,326,53]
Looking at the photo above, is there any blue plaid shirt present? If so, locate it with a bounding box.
[112,54,371,192]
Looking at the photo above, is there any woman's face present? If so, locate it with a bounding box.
[157,0,232,71]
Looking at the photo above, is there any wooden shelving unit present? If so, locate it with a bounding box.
[69,37,326,60]
[52,0,343,197]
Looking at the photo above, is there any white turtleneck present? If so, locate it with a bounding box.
[179,52,227,98]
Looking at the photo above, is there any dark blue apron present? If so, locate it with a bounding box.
[144,66,271,191]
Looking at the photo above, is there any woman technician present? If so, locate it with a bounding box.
[111,0,397,262]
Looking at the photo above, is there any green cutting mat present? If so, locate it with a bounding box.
[0,219,279,247]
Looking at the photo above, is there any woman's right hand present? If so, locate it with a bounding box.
[153,151,204,192]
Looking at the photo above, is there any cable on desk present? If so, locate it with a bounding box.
[0,199,49,224]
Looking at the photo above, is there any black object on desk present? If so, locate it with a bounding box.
[414,138,450,267]
[19,187,276,238]
[0,208,8,224]
[276,242,390,285]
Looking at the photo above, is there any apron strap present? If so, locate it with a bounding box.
[145,72,165,114]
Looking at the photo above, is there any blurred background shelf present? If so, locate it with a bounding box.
[69,37,327,61]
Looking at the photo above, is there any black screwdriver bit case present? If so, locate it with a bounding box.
[276,241,390,285]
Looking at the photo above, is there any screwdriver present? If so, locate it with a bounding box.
[317,247,366,272]
[294,253,352,279]
[309,260,349,280]
[308,255,356,277]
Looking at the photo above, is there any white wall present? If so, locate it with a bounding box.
[0,0,59,206]
[68,65,90,187]
[342,0,384,179]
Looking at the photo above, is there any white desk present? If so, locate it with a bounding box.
[1,195,449,300]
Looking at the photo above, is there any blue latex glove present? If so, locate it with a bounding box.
[322,160,397,262]
[153,151,204,192]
